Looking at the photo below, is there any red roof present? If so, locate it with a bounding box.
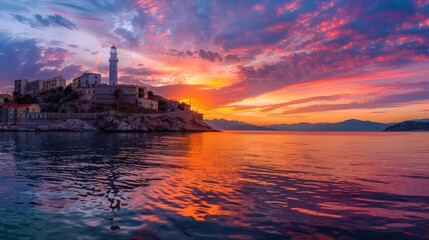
[3,103,36,109]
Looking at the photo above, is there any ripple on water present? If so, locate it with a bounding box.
[0,131,428,239]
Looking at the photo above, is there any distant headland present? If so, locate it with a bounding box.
[384,121,429,132]
[0,45,214,132]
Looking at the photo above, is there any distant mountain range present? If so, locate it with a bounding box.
[385,121,429,131]
[205,119,276,131]
[205,118,428,131]
[266,119,391,131]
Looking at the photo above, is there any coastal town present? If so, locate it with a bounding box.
[0,45,212,132]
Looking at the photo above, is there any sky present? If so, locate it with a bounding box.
[0,0,428,124]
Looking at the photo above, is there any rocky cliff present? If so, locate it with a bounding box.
[97,114,214,132]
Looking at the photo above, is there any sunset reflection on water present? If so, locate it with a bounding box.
[0,131,428,239]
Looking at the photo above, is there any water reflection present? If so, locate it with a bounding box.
[0,131,428,239]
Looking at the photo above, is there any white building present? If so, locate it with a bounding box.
[138,98,158,111]
[109,44,119,86]
[72,73,101,89]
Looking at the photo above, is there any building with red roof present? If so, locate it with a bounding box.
[0,103,41,125]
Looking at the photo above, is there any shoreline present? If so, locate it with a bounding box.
[0,128,220,133]
[0,112,217,133]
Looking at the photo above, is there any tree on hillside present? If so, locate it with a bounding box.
[64,85,73,95]
[148,90,154,99]
[178,102,187,111]
[13,92,36,104]
[158,99,168,112]
[12,91,21,103]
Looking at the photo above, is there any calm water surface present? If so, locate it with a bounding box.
[0,131,428,239]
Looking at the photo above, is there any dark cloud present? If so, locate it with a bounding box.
[13,14,77,29]
[38,14,76,29]
[12,14,28,24]
[198,49,223,62]
[224,54,240,63]
[168,48,240,63]
[50,2,94,12]
[0,33,83,90]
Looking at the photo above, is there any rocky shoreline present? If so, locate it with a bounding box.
[0,114,216,132]
[97,114,215,132]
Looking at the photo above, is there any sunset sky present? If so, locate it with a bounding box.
[0,0,428,124]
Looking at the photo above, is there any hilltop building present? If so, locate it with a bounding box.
[14,76,66,96]
[91,45,152,108]
[14,79,28,95]
[72,73,101,89]
[71,73,102,100]
[94,84,147,105]
[67,45,152,108]
[137,98,158,110]
[109,44,119,86]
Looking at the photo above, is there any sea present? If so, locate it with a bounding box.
[0,131,428,240]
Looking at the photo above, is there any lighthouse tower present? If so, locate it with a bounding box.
[109,44,119,86]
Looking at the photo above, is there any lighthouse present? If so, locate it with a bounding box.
[109,44,119,86]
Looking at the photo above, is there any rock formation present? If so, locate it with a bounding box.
[36,119,97,131]
[97,114,214,132]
